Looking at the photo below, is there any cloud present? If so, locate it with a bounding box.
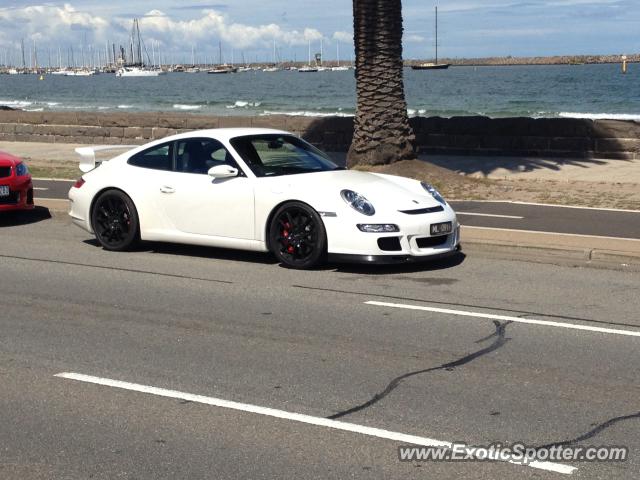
[544,0,620,5]
[0,2,333,62]
[0,3,109,48]
[405,34,425,43]
[332,31,352,43]
[128,8,324,50]
[172,3,229,10]
[475,27,559,37]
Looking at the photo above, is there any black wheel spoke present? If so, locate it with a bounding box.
[93,193,138,249]
[285,211,294,226]
[296,215,309,230]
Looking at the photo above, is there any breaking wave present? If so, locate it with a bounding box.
[173,104,202,110]
[260,110,354,117]
[559,112,640,121]
[226,100,262,109]
[0,100,33,107]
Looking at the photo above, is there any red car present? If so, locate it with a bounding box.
[0,150,34,212]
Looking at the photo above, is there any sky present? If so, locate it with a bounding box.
[0,1,638,66]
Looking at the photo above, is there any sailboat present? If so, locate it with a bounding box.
[316,39,328,71]
[332,41,349,71]
[237,52,252,72]
[412,6,450,70]
[298,40,318,73]
[116,19,165,77]
[263,40,281,72]
[208,41,237,74]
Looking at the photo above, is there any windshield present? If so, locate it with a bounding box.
[229,134,341,177]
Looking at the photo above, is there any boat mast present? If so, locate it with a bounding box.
[435,6,438,64]
[21,38,26,69]
[137,20,143,66]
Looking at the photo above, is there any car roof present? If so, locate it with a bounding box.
[108,128,295,163]
[166,128,290,143]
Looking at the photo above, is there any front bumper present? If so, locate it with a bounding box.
[323,206,460,261]
[0,176,34,212]
[329,244,461,264]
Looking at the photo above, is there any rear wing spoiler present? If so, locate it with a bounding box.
[76,145,138,173]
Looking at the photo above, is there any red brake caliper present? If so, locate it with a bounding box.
[282,222,294,254]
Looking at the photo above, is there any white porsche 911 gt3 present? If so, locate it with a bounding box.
[69,128,459,268]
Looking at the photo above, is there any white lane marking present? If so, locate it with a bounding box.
[456,211,524,219]
[33,187,49,191]
[54,372,575,475]
[510,201,640,214]
[366,301,640,338]
[463,225,640,243]
[451,200,640,214]
[33,177,75,182]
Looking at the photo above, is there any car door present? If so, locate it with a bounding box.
[156,137,255,240]
[126,141,180,235]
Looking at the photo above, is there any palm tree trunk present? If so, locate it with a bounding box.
[348,0,416,167]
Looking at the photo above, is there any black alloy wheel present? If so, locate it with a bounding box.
[91,189,140,251]
[269,202,327,269]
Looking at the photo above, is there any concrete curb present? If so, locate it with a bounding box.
[36,198,69,217]
[35,199,640,270]
[461,225,640,270]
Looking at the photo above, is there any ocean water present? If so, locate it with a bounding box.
[0,63,638,120]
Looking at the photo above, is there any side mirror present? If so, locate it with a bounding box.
[208,165,238,179]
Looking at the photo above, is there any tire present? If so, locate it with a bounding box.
[269,202,327,269]
[91,189,140,251]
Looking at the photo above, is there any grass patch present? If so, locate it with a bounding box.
[28,165,80,180]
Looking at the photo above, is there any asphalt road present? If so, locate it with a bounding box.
[33,178,74,199]
[451,201,640,239]
[33,179,640,239]
[0,212,639,479]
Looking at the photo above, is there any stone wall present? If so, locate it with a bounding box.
[409,116,640,159]
[0,110,638,159]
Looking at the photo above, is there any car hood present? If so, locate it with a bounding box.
[0,151,21,167]
[260,169,445,212]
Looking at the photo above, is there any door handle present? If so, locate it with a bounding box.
[160,186,175,194]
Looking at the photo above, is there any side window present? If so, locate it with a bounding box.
[176,138,237,174]
[128,143,172,171]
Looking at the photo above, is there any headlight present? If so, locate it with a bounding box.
[16,162,29,177]
[357,224,399,233]
[341,189,375,216]
[421,182,446,205]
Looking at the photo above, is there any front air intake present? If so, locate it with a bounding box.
[416,235,449,248]
[377,237,402,251]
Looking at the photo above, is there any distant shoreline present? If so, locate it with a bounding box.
[1,54,637,74]
[408,53,639,67]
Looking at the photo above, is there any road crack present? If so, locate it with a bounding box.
[327,320,511,420]
[537,411,640,449]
